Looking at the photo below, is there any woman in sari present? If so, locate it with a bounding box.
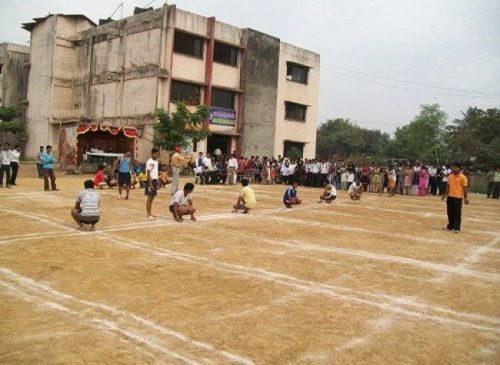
[418,166,428,196]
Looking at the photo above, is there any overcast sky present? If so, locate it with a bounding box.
[1,0,499,134]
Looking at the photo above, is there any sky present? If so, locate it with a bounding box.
[1,0,499,134]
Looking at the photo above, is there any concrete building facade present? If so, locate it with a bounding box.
[0,42,30,145]
[21,4,319,166]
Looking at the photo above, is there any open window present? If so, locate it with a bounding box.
[286,62,309,84]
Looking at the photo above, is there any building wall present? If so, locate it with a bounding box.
[275,42,320,159]
[0,43,30,146]
[22,6,319,161]
[25,16,57,157]
[240,29,280,158]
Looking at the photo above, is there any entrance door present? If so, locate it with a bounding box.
[283,141,304,159]
[207,135,231,156]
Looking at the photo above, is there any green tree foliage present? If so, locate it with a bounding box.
[0,106,24,134]
[153,101,210,151]
[387,103,448,162]
[316,118,390,158]
[445,107,500,168]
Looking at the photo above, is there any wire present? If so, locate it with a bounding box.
[322,68,500,99]
[321,62,500,97]
[109,3,124,19]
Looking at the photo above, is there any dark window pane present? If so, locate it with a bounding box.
[285,102,307,122]
[171,80,200,106]
[214,42,238,66]
[211,88,235,109]
[174,31,204,58]
[286,62,309,84]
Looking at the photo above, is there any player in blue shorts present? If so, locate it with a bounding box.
[283,182,302,208]
[115,151,133,199]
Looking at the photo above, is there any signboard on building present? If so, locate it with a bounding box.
[209,107,236,126]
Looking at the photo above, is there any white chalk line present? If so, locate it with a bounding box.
[97,234,500,334]
[0,268,254,365]
[431,236,500,283]
[0,281,174,363]
[217,224,500,282]
[1,203,497,284]
[336,316,395,352]
[202,231,500,325]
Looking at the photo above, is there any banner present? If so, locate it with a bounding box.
[209,107,236,127]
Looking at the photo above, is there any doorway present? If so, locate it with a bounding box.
[207,134,231,156]
[283,141,304,159]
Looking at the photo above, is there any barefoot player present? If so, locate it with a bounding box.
[283,182,302,208]
[319,180,337,203]
[232,178,257,213]
[145,148,160,220]
[170,183,197,222]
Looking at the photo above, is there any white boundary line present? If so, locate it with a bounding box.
[0,268,254,365]
[96,234,500,334]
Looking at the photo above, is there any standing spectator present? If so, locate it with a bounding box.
[245,156,255,183]
[226,153,238,185]
[441,165,451,196]
[492,167,500,199]
[9,145,21,186]
[341,169,348,190]
[237,156,246,183]
[0,143,13,188]
[428,164,438,195]
[36,145,44,178]
[372,168,382,194]
[170,146,184,195]
[42,145,58,191]
[417,165,428,196]
[442,163,469,233]
[403,164,413,195]
[486,168,495,198]
[387,166,397,197]
[280,160,290,185]
[320,159,329,187]
[396,164,405,194]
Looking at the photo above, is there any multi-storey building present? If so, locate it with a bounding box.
[0,42,30,145]
[20,4,319,166]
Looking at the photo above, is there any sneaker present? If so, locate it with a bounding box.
[453,230,460,234]
[441,226,451,231]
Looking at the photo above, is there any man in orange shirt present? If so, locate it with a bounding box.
[442,163,469,233]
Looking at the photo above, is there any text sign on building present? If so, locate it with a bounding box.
[209,107,236,127]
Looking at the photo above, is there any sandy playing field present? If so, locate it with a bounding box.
[0,167,499,364]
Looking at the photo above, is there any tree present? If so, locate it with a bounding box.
[316,118,390,158]
[388,103,448,162]
[445,107,500,168]
[153,101,210,152]
[0,106,24,134]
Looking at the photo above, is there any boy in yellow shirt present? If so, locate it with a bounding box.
[232,178,257,214]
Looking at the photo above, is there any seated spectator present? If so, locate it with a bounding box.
[71,180,100,231]
[159,164,172,188]
[138,169,148,188]
[94,164,108,189]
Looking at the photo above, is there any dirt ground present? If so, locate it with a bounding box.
[0,166,499,364]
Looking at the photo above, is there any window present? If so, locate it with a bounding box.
[174,31,204,58]
[211,88,235,109]
[213,42,238,66]
[285,102,307,122]
[171,80,200,106]
[286,62,309,84]
[0,64,3,74]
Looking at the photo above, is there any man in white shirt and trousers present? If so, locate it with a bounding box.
[0,143,13,188]
[226,153,238,185]
[9,145,21,186]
